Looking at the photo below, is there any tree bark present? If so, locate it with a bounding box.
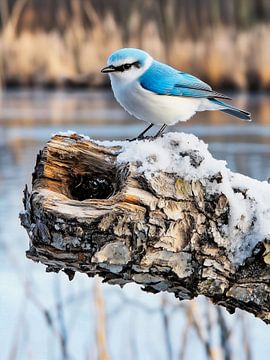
[20,133,270,323]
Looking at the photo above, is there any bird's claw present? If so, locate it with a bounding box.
[126,135,154,142]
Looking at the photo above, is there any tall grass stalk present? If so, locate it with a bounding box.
[94,280,110,360]
[1,0,270,89]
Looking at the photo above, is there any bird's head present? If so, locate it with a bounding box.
[101,48,153,82]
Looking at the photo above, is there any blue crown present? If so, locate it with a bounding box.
[108,48,149,65]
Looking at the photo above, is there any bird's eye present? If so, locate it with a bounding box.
[133,61,141,68]
[123,64,131,70]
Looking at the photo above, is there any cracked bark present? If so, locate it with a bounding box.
[20,133,270,323]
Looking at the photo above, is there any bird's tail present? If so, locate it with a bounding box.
[209,98,251,121]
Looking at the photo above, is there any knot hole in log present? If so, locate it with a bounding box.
[70,173,115,201]
[35,135,127,201]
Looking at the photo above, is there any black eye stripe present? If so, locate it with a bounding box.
[114,61,141,72]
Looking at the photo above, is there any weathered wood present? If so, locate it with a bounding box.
[20,133,270,323]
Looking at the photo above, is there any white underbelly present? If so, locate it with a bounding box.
[111,80,202,125]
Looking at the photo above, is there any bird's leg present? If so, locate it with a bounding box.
[137,123,154,139]
[153,124,167,138]
[128,123,154,141]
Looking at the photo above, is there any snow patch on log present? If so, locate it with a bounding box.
[96,131,270,265]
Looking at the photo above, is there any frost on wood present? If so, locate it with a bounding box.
[20,132,270,323]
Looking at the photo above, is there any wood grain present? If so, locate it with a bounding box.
[20,133,270,323]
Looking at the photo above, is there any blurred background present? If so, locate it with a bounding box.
[1,1,270,359]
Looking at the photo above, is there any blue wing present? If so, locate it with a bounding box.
[139,61,231,99]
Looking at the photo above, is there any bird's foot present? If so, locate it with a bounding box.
[151,133,164,140]
[126,136,139,142]
[126,135,153,142]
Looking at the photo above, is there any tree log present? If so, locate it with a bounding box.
[20,132,270,323]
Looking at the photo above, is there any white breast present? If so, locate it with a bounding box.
[110,78,202,126]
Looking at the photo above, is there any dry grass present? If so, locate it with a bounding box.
[94,279,110,360]
[0,0,270,89]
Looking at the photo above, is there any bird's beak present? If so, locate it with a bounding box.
[101,65,116,73]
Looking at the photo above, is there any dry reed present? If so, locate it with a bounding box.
[1,0,270,89]
[0,0,270,89]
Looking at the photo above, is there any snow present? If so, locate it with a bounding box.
[117,132,270,264]
[118,132,227,180]
[55,131,270,264]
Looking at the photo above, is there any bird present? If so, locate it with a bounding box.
[101,48,251,139]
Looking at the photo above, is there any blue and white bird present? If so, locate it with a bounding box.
[101,48,251,139]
